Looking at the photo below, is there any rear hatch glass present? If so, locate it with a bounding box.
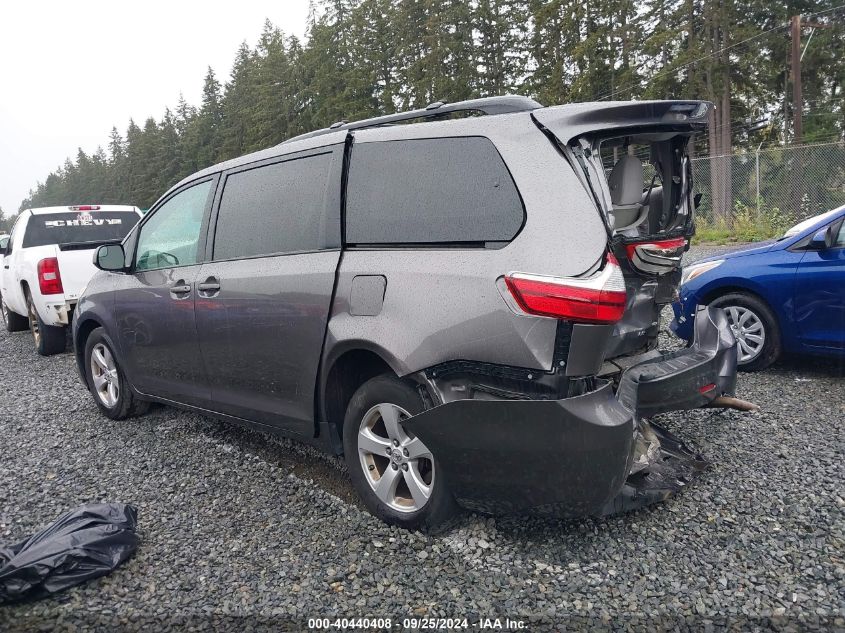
[23,211,138,248]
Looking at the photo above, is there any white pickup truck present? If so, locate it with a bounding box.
[1,205,142,355]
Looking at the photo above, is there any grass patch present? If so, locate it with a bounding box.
[693,200,792,245]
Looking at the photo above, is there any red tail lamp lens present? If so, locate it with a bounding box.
[505,255,627,324]
[37,257,64,295]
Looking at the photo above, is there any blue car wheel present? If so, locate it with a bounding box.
[709,292,782,371]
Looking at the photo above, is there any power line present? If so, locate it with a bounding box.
[595,28,789,101]
[594,3,845,102]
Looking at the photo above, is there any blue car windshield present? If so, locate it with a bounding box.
[781,207,844,240]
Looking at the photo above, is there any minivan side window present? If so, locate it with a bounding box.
[345,137,524,245]
[135,180,212,271]
[213,152,333,261]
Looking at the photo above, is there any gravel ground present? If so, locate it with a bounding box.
[1,244,843,632]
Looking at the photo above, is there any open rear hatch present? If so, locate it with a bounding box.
[533,101,737,417]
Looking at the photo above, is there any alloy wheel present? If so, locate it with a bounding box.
[90,343,120,408]
[725,305,766,364]
[357,403,435,513]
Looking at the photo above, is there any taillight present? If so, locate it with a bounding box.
[37,258,64,295]
[504,254,627,324]
[624,237,686,274]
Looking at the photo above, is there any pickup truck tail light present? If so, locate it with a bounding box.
[504,254,627,324]
[37,257,64,295]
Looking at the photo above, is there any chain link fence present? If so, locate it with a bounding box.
[691,141,845,230]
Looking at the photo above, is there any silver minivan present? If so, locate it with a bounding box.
[73,96,737,529]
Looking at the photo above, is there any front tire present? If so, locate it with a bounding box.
[84,327,149,419]
[2,294,29,332]
[343,374,457,530]
[26,291,66,355]
[709,292,781,371]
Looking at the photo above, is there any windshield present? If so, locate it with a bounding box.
[22,211,139,248]
[781,207,844,240]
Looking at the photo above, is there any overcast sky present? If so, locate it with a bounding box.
[0,0,311,215]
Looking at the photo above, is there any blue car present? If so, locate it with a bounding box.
[672,205,845,371]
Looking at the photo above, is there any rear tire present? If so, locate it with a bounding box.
[26,291,66,355]
[2,294,29,332]
[709,292,781,372]
[342,374,458,531]
[84,327,150,420]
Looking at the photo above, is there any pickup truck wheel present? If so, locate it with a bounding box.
[343,374,457,531]
[26,293,66,355]
[84,327,150,420]
[1,295,29,332]
[709,292,781,372]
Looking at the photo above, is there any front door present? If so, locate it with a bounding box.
[196,148,342,436]
[795,219,845,351]
[112,178,216,406]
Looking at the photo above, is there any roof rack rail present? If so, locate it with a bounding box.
[283,95,543,144]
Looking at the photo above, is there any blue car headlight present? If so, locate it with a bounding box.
[680,259,724,287]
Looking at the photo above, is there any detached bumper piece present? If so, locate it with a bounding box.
[616,305,737,417]
[403,382,709,518]
[404,381,635,516]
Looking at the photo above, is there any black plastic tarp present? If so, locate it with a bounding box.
[0,503,139,603]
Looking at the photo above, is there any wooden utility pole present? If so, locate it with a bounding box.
[791,15,802,144]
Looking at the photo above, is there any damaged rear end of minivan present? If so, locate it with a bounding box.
[533,101,738,408]
[327,98,741,528]
[400,101,738,518]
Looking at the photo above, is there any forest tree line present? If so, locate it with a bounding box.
[17,0,845,212]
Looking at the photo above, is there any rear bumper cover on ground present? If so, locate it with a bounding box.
[404,306,737,516]
[404,380,635,515]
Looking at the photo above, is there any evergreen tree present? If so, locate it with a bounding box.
[253,21,297,149]
[475,0,530,97]
[184,67,224,173]
[17,7,844,213]
[220,41,258,160]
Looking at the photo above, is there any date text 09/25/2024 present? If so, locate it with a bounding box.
[307,617,527,630]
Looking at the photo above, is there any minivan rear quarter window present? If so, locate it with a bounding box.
[345,137,523,245]
[213,152,334,260]
[23,211,138,248]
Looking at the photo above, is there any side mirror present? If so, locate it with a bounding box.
[94,244,127,271]
[810,226,834,250]
[0,237,8,251]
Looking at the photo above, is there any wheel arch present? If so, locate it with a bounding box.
[699,283,782,329]
[319,344,402,451]
[74,316,103,381]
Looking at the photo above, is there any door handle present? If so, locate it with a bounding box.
[169,281,191,298]
[197,276,221,296]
